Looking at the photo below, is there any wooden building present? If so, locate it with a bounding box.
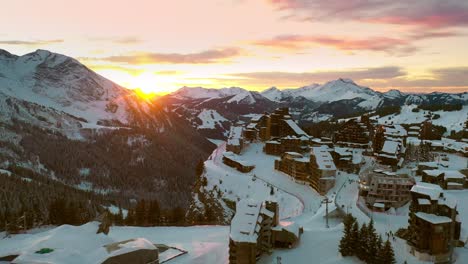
[421,169,467,190]
[359,169,414,210]
[334,118,371,147]
[406,182,461,263]
[229,200,300,264]
[274,152,311,182]
[309,147,337,194]
[227,126,244,154]
[223,152,255,173]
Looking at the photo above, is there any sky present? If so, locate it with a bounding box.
[1,0,468,95]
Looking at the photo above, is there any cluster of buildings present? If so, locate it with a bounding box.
[274,146,337,194]
[417,162,468,190]
[406,182,461,263]
[229,199,301,264]
[359,169,415,211]
[224,108,340,194]
[334,114,374,148]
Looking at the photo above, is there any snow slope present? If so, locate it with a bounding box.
[171,86,247,99]
[197,109,228,129]
[377,104,468,132]
[0,49,157,127]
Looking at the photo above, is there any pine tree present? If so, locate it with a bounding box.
[350,221,359,253]
[135,200,146,226]
[338,214,355,256]
[148,200,160,226]
[357,223,368,261]
[377,239,396,264]
[196,160,205,177]
[367,220,379,264]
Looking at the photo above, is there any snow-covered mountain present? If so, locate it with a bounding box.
[167,79,467,134]
[0,49,215,207]
[0,49,161,129]
[262,79,377,103]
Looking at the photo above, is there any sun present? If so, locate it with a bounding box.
[130,72,179,99]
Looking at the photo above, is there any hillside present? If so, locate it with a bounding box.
[0,49,216,215]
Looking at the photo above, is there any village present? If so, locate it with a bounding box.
[0,107,466,264]
[220,107,468,263]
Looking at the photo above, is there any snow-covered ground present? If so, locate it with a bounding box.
[377,105,468,132]
[1,144,467,263]
[196,109,227,129]
[0,222,228,264]
[202,142,324,219]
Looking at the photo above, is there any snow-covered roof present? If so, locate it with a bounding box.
[423,170,465,180]
[373,202,385,208]
[272,221,301,238]
[284,152,303,158]
[381,140,400,155]
[334,147,352,157]
[284,119,307,136]
[230,199,275,243]
[384,125,407,137]
[418,198,431,205]
[311,147,336,171]
[411,182,442,200]
[223,152,254,167]
[415,212,452,224]
[227,126,243,146]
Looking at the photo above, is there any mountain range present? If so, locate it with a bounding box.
[164,78,467,138]
[0,49,466,212]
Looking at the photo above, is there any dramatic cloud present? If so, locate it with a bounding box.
[268,0,468,29]
[0,39,63,45]
[84,64,146,75]
[231,66,405,84]
[96,47,244,64]
[251,30,458,55]
[223,66,405,86]
[252,35,414,54]
[386,67,468,89]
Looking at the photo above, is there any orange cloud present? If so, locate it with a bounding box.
[95,47,244,64]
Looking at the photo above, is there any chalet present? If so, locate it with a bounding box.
[267,108,308,139]
[406,182,461,263]
[420,120,439,140]
[332,147,364,173]
[227,126,244,154]
[359,169,414,210]
[373,124,407,152]
[310,147,337,194]
[334,117,372,148]
[421,169,466,190]
[408,125,421,138]
[229,200,300,264]
[223,152,255,173]
[264,135,309,156]
[275,152,311,182]
[377,140,405,167]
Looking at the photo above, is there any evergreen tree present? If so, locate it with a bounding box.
[350,221,359,253]
[148,200,160,226]
[367,220,379,264]
[377,239,396,264]
[357,223,368,261]
[135,200,146,226]
[338,214,355,256]
[196,160,205,178]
